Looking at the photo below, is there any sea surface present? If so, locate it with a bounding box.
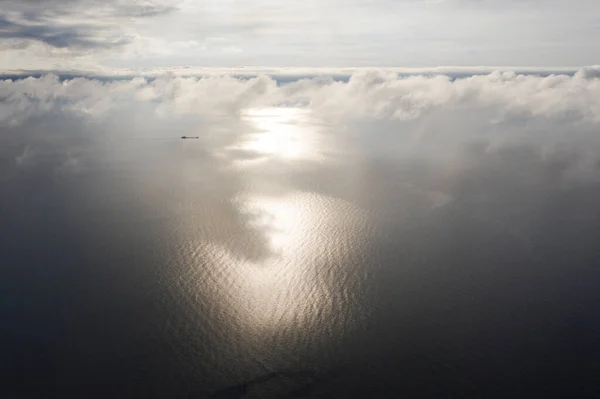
[2,107,600,398]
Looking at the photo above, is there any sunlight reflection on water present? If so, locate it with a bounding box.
[216,192,370,338]
[228,107,325,165]
[169,107,372,371]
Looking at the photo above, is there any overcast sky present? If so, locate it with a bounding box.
[1,0,599,71]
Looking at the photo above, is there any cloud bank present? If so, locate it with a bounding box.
[3,69,600,206]
[2,68,600,125]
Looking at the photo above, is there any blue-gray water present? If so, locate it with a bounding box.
[2,107,600,398]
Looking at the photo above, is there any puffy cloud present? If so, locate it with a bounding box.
[2,69,600,126]
[2,69,600,194]
[1,70,599,189]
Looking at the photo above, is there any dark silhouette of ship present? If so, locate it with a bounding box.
[181,136,199,139]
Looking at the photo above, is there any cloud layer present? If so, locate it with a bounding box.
[3,69,600,205]
[1,0,600,69]
[2,68,600,125]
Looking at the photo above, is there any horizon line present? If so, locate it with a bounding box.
[1,65,598,79]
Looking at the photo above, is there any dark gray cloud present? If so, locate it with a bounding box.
[0,0,179,15]
[0,0,178,52]
[0,14,129,49]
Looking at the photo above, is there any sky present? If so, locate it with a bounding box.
[1,0,600,71]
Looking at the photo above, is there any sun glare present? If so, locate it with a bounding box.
[230,107,322,163]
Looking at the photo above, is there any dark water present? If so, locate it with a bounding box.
[2,108,600,398]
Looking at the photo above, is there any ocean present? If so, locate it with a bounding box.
[2,103,600,398]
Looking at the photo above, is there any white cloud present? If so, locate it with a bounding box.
[2,70,600,188]
[2,69,600,126]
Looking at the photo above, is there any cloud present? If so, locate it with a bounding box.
[54,152,84,174]
[0,14,129,50]
[2,0,600,69]
[0,0,180,16]
[3,70,600,349]
[2,69,600,197]
[2,69,600,126]
[14,145,35,166]
[0,0,180,63]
